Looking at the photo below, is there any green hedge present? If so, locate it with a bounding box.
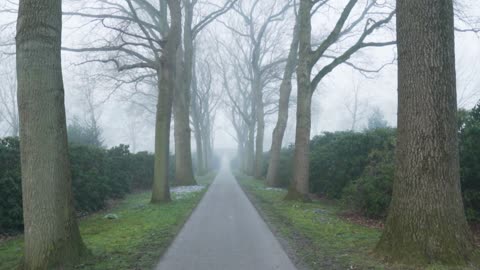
[0,138,22,232]
[309,128,396,199]
[263,103,480,220]
[459,104,480,220]
[0,139,155,233]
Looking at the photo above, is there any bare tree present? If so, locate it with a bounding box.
[223,73,252,172]
[218,47,256,174]
[80,78,103,147]
[16,0,87,267]
[191,48,221,175]
[124,105,148,153]
[235,0,292,179]
[64,0,182,202]
[265,6,299,187]
[62,0,175,201]
[173,0,236,186]
[62,0,234,186]
[287,0,395,200]
[62,0,188,201]
[151,0,182,203]
[219,0,292,177]
[345,81,369,131]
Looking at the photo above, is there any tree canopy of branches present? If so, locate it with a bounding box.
[286,0,395,200]
[63,0,235,198]
[220,0,293,177]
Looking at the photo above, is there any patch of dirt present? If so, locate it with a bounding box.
[0,234,18,244]
[340,212,480,247]
[307,193,337,205]
[339,212,384,229]
[469,223,480,247]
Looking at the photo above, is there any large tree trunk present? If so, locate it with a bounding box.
[151,0,181,203]
[375,0,473,264]
[173,49,196,186]
[173,1,196,186]
[285,0,312,200]
[285,81,312,200]
[152,68,174,203]
[266,19,299,187]
[16,0,87,268]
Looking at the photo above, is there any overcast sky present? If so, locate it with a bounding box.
[0,0,479,152]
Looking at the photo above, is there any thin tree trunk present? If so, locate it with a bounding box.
[238,140,246,171]
[266,18,299,187]
[376,0,473,264]
[151,0,181,203]
[16,0,87,267]
[194,129,205,173]
[245,124,255,175]
[253,91,265,179]
[191,101,206,175]
[252,36,265,179]
[190,49,207,175]
[202,127,210,170]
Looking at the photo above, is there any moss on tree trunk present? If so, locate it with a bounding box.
[16,0,88,268]
[375,0,474,265]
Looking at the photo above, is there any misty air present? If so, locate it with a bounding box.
[0,0,480,269]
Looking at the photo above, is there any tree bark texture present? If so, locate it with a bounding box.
[174,49,196,185]
[173,0,196,185]
[202,122,212,170]
[151,0,182,203]
[266,18,299,187]
[16,0,87,268]
[191,93,206,175]
[286,79,312,200]
[286,0,312,200]
[253,75,265,179]
[376,0,473,264]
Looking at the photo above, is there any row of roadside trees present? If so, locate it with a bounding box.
[229,0,477,266]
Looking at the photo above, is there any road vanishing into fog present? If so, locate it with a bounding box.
[155,160,297,270]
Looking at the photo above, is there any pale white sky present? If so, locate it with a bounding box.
[0,0,479,152]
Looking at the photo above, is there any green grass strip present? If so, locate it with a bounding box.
[0,171,216,270]
[235,173,480,270]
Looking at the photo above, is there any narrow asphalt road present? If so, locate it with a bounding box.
[155,159,297,270]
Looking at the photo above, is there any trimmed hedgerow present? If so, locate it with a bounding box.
[0,138,155,233]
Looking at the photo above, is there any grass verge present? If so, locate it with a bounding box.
[0,171,216,270]
[235,172,479,270]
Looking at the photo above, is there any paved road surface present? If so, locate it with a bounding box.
[155,159,296,270]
